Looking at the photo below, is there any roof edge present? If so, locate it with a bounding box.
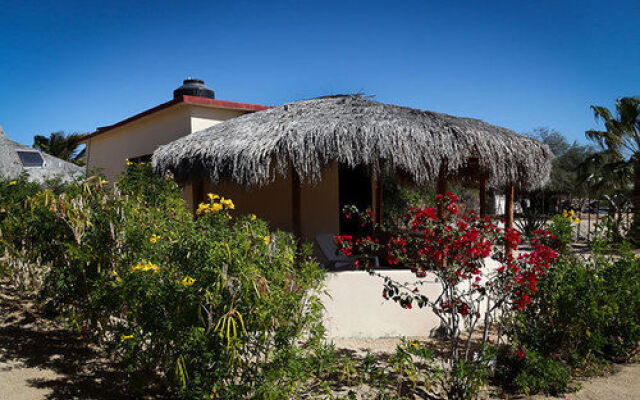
[81,95,269,143]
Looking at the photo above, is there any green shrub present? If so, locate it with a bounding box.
[0,175,79,291]
[495,347,572,396]
[2,164,327,399]
[546,212,576,251]
[507,247,640,367]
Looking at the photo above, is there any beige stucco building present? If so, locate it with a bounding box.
[81,79,268,182]
[82,80,350,257]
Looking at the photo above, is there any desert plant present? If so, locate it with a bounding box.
[515,204,547,243]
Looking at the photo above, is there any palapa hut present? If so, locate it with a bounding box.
[0,126,83,183]
[153,94,552,260]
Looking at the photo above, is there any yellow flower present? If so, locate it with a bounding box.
[120,334,133,342]
[411,340,418,348]
[263,235,270,245]
[181,276,195,286]
[251,214,257,220]
[211,203,223,212]
[196,203,210,215]
[562,210,568,218]
[131,261,159,273]
[569,210,575,216]
[113,270,122,283]
[8,181,17,186]
[574,218,580,224]
[125,158,133,166]
[207,193,220,200]
[221,198,235,210]
[149,234,159,243]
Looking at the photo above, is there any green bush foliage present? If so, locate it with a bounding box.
[499,237,640,396]
[495,347,572,396]
[546,212,577,251]
[509,248,640,365]
[0,175,77,290]
[1,164,327,399]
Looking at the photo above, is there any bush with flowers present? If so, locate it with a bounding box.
[334,192,558,399]
[0,174,78,291]
[545,209,579,251]
[1,163,327,399]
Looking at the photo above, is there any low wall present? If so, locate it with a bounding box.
[321,258,501,338]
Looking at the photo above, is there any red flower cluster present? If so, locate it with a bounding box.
[335,192,558,321]
[334,235,353,256]
[441,299,471,316]
[504,228,522,249]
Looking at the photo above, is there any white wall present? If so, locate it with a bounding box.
[321,258,501,338]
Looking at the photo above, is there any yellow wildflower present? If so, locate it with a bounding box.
[569,210,575,216]
[120,334,133,342]
[131,261,159,273]
[574,218,580,224]
[149,234,160,243]
[263,235,271,245]
[211,203,223,212]
[207,193,220,200]
[562,210,568,218]
[8,181,17,186]
[125,158,133,166]
[196,203,210,215]
[181,276,195,287]
[113,270,122,283]
[221,198,235,210]
[251,214,257,220]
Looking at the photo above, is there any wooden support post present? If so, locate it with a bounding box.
[436,161,448,219]
[291,168,303,243]
[371,172,384,224]
[193,180,204,214]
[504,182,515,256]
[479,174,487,217]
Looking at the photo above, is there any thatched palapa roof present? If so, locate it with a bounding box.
[153,95,552,190]
[0,126,83,183]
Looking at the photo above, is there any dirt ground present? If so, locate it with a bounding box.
[0,282,167,400]
[0,282,638,400]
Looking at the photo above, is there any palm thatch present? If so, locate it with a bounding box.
[153,95,552,190]
[0,126,84,183]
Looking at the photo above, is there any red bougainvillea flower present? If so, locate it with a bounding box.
[334,192,558,333]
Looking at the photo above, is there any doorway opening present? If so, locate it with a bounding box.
[338,164,372,234]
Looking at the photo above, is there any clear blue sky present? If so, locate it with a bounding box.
[1,1,638,146]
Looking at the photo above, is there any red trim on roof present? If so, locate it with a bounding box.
[181,95,269,111]
[81,95,269,142]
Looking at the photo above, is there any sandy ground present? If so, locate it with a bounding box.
[0,282,637,400]
[0,282,167,400]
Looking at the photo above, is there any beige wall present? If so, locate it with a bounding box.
[322,257,501,338]
[86,104,247,181]
[189,106,246,132]
[301,162,340,241]
[204,172,294,232]
[200,163,340,254]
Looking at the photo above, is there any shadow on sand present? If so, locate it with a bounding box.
[0,284,170,400]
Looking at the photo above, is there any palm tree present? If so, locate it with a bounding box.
[585,96,640,242]
[32,131,86,165]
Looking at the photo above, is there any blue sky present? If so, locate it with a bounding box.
[0,1,638,146]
